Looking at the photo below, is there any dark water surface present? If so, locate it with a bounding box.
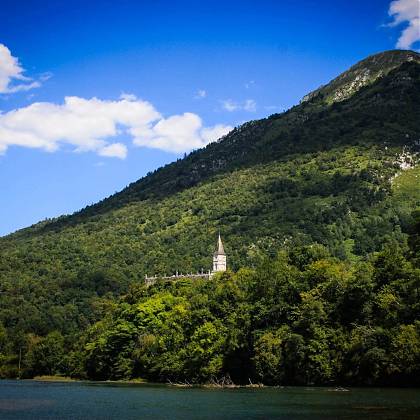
[0,380,419,419]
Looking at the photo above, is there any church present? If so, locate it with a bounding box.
[145,233,227,286]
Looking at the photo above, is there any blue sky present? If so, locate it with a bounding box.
[0,0,418,236]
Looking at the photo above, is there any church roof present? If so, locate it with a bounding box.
[214,233,226,256]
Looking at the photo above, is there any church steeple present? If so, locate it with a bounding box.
[213,233,227,272]
[215,233,225,256]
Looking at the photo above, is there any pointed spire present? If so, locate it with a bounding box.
[215,232,226,255]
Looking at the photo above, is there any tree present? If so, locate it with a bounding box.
[25,331,65,376]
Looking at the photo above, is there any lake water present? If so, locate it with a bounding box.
[0,380,419,419]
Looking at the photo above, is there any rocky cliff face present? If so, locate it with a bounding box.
[301,50,420,104]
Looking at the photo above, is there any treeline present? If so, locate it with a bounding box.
[1,212,418,386]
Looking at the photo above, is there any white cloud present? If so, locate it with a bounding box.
[119,92,137,101]
[200,124,232,144]
[0,43,46,94]
[221,98,257,112]
[244,80,255,89]
[98,143,127,159]
[221,99,239,112]
[0,96,232,158]
[195,89,207,99]
[131,112,232,153]
[388,0,420,49]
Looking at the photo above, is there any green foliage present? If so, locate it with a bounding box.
[24,331,65,377]
[1,237,418,385]
[28,241,415,386]
[0,52,419,385]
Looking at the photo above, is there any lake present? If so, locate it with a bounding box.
[0,380,419,419]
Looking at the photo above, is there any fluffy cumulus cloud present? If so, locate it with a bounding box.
[200,124,234,144]
[221,99,257,112]
[131,112,232,153]
[0,43,232,158]
[0,95,232,158]
[388,0,420,49]
[0,43,45,94]
[98,143,127,159]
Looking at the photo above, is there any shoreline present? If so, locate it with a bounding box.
[31,376,149,385]
[26,376,266,388]
[3,378,419,390]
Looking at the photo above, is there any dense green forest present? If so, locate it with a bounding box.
[0,50,419,385]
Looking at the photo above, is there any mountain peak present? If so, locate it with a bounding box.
[301,49,420,104]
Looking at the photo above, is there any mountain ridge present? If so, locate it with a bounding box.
[301,49,420,104]
[4,49,419,241]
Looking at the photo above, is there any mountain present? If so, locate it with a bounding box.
[4,50,419,267]
[301,49,420,104]
[0,50,419,383]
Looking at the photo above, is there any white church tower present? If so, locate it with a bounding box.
[212,233,227,273]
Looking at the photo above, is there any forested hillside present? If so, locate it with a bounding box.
[0,50,419,384]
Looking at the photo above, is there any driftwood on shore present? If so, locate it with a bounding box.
[166,374,265,388]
